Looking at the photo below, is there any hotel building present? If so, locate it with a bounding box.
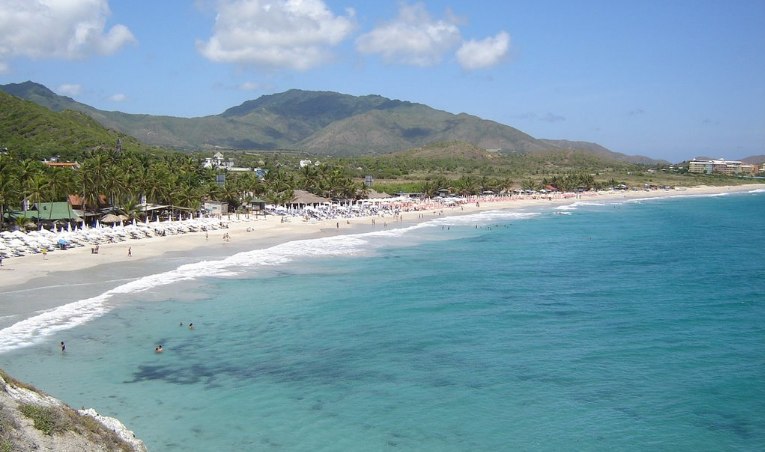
[687,158,757,175]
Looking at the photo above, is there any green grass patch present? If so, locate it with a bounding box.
[19,404,68,436]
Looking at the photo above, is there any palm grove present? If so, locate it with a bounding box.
[0,149,344,229]
[1,143,631,231]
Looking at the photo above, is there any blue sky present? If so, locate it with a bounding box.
[1,0,763,162]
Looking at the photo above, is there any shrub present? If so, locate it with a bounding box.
[19,404,69,436]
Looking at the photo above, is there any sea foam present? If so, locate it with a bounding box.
[0,212,536,353]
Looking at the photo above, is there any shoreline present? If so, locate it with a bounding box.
[0,184,761,295]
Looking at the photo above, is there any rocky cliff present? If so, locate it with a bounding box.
[0,369,147,452]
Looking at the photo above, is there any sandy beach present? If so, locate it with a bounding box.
[0,184,761,292]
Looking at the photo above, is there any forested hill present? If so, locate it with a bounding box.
[1,81,664,164]
[0,90,152,156]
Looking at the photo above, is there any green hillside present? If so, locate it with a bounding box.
[3,82,650,162]
[0,90,155,158]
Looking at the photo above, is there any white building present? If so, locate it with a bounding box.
[204,200,228,215]
[203,152,234,170]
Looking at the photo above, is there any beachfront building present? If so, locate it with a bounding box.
[688,158,757,175]
[204,200,228,216]
[288,190,331,208]
[3,202,81,227]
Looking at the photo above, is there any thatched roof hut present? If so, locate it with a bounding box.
[366,189,393,199]
[288,190,331,207]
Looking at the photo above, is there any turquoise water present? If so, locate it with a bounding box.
[1,190,764,451]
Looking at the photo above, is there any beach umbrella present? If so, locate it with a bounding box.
[101,213,121,224]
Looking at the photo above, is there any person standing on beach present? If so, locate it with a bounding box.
[42,248,47,259]
[128,247,132,257]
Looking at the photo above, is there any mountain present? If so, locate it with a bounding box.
[741,155,765,165]
[393,141,504,160]
[1,81,664,164]
[0,89,152,155]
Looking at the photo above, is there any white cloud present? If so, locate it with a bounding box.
[0,0,136,61]
[456,31,510,70]
[108,93,128,102]
[0,62,8,74]
[56,84,82,97]
[197,0,356,71]
[239,81,271,91]
[355,2,461,67]
[541,112,566,122]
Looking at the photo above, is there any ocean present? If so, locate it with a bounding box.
[1,189,764,451]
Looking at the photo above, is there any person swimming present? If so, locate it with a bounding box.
[155,345,163,353]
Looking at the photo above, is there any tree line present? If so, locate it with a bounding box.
[1,147,628,229]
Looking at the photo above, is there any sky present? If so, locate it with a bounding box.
[0,0,763,162]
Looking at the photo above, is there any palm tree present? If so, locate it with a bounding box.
[25,173,46,208]
[102,165,125,208]
[145,164,172,206]
[120,199,143,222]
[17,159,42,213]
[0,157,20,228]
[264,168,295,205]
[173,185,202,214]
[128,164,152,205]
[218,181,241,211]
[299,164,320,192]
[521,178,539,191]
[79,153,110,212]
[43,167,77,202]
